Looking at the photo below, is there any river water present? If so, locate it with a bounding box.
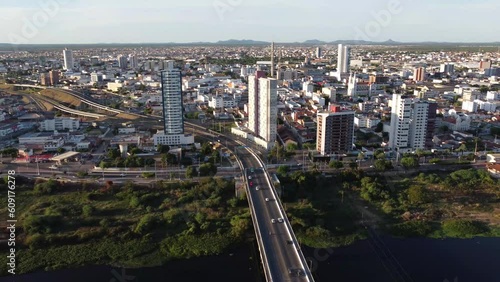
[2,237,499,282]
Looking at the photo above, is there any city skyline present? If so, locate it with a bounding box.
[1,0,499,44]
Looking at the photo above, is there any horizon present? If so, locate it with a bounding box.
[1,0,499,45]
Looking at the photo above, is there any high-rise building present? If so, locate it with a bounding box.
[40,73,50,86]
[270,42,275,78]
[440,63,455,74]
[160,66,183,135]
[337,44,351,73]
[63,49,74,70]
[257,78,278,143]
[316,105,355,156]
[480,60,492,71]
[153,65,194,146]
[129,55,138,69]
[248,71,267,135]
[49,70,59,85]
[316,47,322,59]
[91,72,103,83]
[118,55,128,69]
[388,94,436,151]
[414,67,425,81]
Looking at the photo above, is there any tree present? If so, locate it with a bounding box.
[157,144,170,154]
[186,166,197,178]
[375,122,384,133]
[286,143,298,152]
[456,143,467,156]
[349,161,358,169]
[400,157,418,169]
[82,205,95,217]
[374,159,392,171]
[407,185,427,205]
[56,147,66,154]
[277,165,289,175]
[328,160,344,169]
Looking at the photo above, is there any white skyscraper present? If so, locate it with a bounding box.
[129,54,138,69]
[257,78,278,143]
[160,66,183,135]
[118,55,128,69]
[337,44,351,74]
[247,71,277,148]
[389,94,436,152]
[63,49,74,70]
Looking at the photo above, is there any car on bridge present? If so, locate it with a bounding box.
[278,218,284,223]
[265,197,269,202]
[248,175,252,180]
[271,219,276,224]
[249,181,253,186]
[256,186,260,190]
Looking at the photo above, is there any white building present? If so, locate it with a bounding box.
[486,91,500,101]
[257,78,278,145]
[90,72,103,83]
[63,49,74,70]
[39,117,80,131]
[208,95,236,109]
[440,63,455,74]
[388,94,435,151]
[118,55,128,69]
[337,44,351,74]
[462,100,479,113]
[442,110,471,131]
[354,115,380,128]
[129,54,139,69]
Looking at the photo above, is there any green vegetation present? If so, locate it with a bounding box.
[0,177,249,276]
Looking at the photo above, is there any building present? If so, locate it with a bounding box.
[91,72,103,83]
[480,60,492,71]
[388,94,436,151]
[316,105,355,156]
[440,63,455,74]
[337,44,351,74]
[414,67,425,82]
[153,65,194,146]
[441,110,471,131]
[40,72,50,86]
[248,71,267,135]
[118,55,128,69]
[49,70,59,85]
[39,117,80,131]
[257,78,278,144]
[129,54,138,69]
[316,47,322,59]
[63,49,74,70]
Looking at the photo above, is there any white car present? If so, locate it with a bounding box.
[256,186,260,191]
[265,198,269,202]
[278,218,284,223]
[248,176,252,180]
[271,219,276,224]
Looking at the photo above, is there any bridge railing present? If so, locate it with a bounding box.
[236,155,274,282]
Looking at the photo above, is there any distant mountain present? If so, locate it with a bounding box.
[215,39,269,45]
[0,40,499,51]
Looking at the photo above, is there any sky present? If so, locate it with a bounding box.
[0,0,499,44]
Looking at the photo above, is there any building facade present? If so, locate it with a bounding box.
[316,106,355,156]
[63,49,74,70]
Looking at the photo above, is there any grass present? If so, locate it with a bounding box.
[0,177,250,276]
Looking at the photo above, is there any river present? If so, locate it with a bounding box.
[2,237,499,282]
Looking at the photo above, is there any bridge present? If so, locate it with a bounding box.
[188,123,315,281]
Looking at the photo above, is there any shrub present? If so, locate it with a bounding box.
[442,219,488,237]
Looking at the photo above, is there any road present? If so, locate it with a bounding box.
[238,147,311,281]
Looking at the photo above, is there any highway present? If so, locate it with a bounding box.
[239,146,313,281]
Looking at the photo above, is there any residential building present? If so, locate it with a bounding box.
[247,71,267,135]
[63,49,74,70]
[388,94,436,151]
[39,117,80,131]
[118,55,128,69]
[91,72,103,83]
[414,67,425,82]
[257,78,278,145]
[129,54,138,69]
[440,63,455,74]
[337,44,350,74]
[49,70,59,85]
[316,105,355,156]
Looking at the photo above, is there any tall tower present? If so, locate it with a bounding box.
[270,42,275,78]
[117,55,128,69]
[63,48,74,70]
[337,44,351,73]
[160,64,184,135]
[258,78,278,143]
[316,106,355,156]
[248,71,267,134]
